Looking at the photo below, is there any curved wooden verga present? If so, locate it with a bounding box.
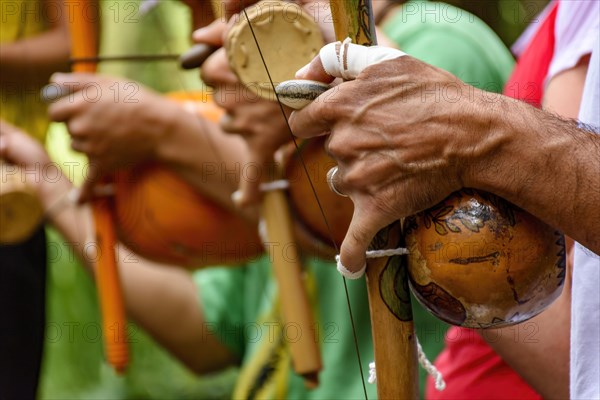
[65,0,128,373]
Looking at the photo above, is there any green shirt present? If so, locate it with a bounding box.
[382,0,514,93]
[196,256,377,399]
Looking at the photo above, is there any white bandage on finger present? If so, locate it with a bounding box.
[320,38,407,81]
[335,255,366,279]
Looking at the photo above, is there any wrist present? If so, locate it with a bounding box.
[154,99,200,166]
[150,96,185,164]
[459,91,522,194]
[39,167,74,218]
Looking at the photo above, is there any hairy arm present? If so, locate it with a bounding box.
[478,59,590,400]
[465,95,600,255]
[291,54,599,271]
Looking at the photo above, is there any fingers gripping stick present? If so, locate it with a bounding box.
[276,39,406,110]
[276,39,406,280]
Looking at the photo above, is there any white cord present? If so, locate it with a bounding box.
[45,187,80,219]
[368,337,446,391]
[258,218,269,245]
[339,37,353,80]
[368,361,377,384]
[336,247,409,279]
[417,337,446,391]
[366,248,409,258]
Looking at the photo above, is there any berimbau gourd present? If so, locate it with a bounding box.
[111,93,263,268]
[287,141,566,327]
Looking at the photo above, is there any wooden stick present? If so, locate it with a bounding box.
[261,168,322,388]
[67,0,129,373]
[92,198,128,373]
[329,0,420,397]
[365,243,419,399]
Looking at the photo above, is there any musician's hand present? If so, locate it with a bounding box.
[47,73,180,202]
[289,47,491,276]
[0,120,71,209]
[0,120,51,167]
[196,21,291,208]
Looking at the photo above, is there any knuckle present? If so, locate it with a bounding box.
[326,134,351,161]
[342,168,366,191]
[67,120,87,137]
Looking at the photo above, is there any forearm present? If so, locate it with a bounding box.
[0,27,70,87]
[43,172,95,259]
[466,95,600,254]
[479,61,584,399]
[117,249,238,374]
[44,173,236,373]
[156,103,251,217]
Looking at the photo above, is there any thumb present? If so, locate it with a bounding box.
[43,72,100,102]
[295,55,335,83]
[297,41,406,82]
[337,206,384,279]
[192,18,228,47]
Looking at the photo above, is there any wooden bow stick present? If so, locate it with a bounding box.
[261,172,322,388]
[328,1,419,398]
[66,0,128,373]
[238,4,323,386]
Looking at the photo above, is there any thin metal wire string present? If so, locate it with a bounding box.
[242,8,369,399]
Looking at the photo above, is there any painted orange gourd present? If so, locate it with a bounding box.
[113,92,262,268]
[404,190,565,328]
[284,140,566,328]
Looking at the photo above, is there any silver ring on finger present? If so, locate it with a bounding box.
[327,166,348,197]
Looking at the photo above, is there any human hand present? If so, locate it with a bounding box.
[47,73,180,202]
[289,42,492,275]
[0,120,51,167]
[0,119,71,210]
[196,19,291,208]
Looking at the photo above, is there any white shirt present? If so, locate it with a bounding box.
[571,34,600,400]
[548,1,600,83]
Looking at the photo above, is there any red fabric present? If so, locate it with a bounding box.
[503,2,559,107]
[426,5,558,399]
[426,327,542,399]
